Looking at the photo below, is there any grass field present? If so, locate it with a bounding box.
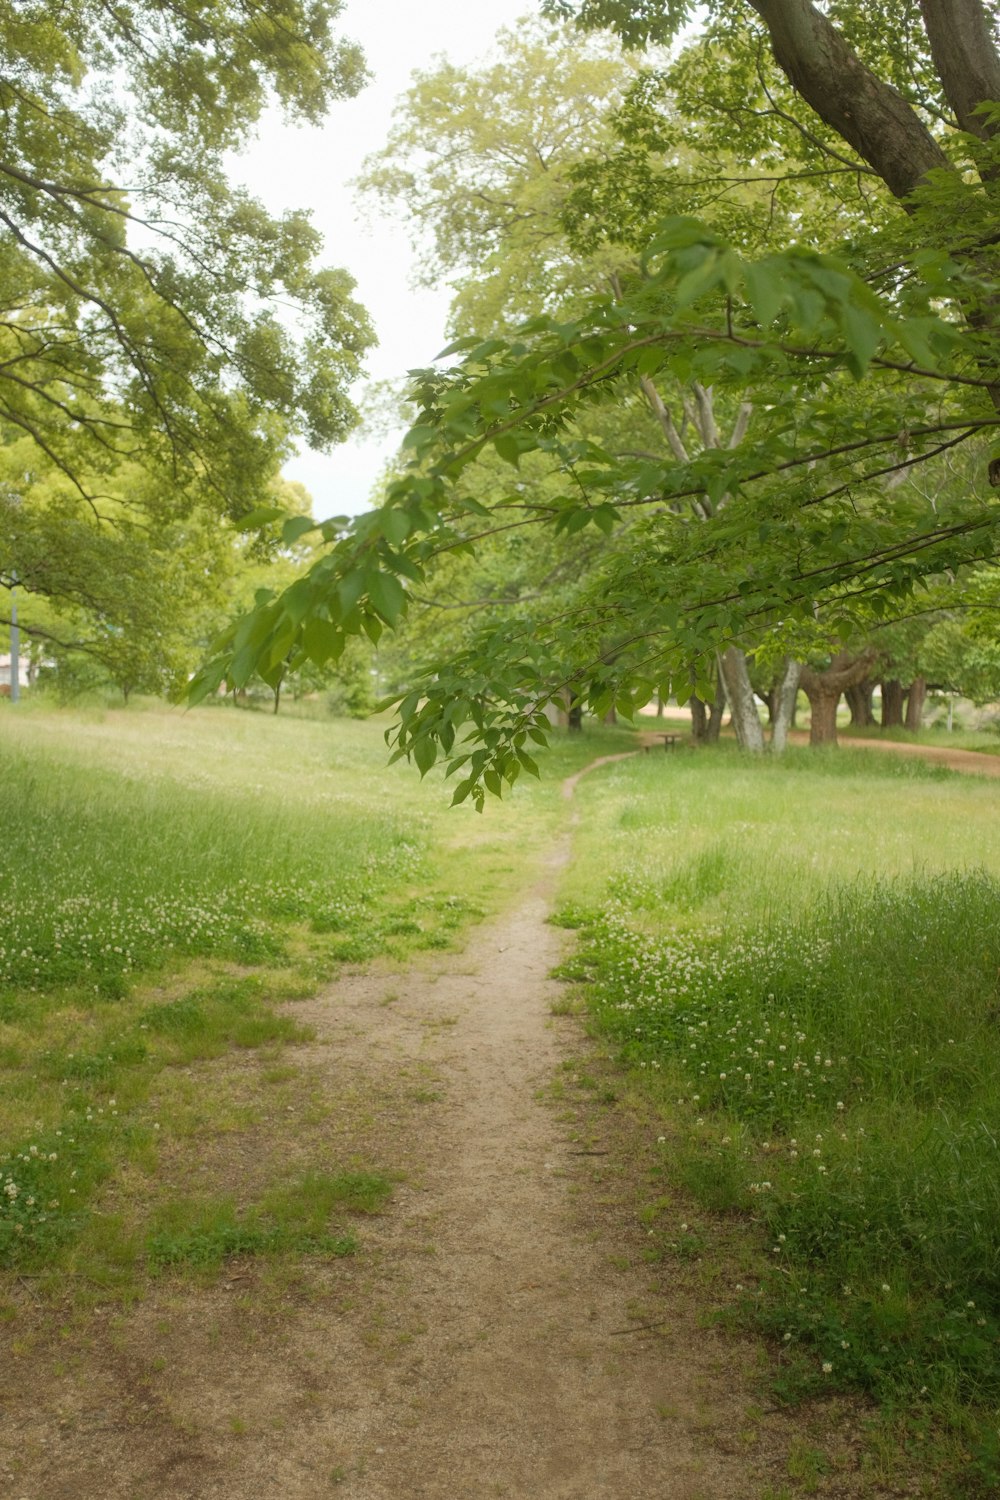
[0,701,625,1285]
[559,744,1000,1493]
[5,704,1000,1491]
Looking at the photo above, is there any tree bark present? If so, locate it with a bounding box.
[690,693,708,742]
[707,668,727,743]
[881,678,905,728]
[748,0,952,200]
[719,646,765,752]
[845,678,876,728]
[918,1,1000,143]
[905,674,928,730]
[770,656,801,754]
[800,651,877,747]
[805,685,840,744]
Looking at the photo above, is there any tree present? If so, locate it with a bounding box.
[549,2,1000,419]
[196,6,1000,803]
[358,20,886,754]
[0,1,374,659]
[359,21,636,337]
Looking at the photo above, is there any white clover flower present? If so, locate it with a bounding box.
[822,1362,833,1374]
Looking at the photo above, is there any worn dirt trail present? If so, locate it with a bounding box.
[2,756,885,1500]
[831,732,1000,777]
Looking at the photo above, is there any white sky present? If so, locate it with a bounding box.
[231,1,539,517]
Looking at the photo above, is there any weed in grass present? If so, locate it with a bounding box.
[785,1441,829,1490]
[145,1169,391,1273]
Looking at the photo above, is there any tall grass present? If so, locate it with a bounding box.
[0,725,423,993]
[561,745,1000,1489]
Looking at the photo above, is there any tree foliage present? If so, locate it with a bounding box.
[0,0,375,675]
[196,3,1000,801]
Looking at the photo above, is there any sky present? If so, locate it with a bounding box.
[231,0,537,517]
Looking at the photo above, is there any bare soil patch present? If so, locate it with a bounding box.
[0,763,905,1499]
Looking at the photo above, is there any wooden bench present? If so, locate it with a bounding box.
[643,732,681,752]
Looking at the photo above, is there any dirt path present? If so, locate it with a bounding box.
[2,759,888,1499]
[831,733,1000,777]
[646,718,1000,778]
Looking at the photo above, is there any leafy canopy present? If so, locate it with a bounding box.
[194,4,1000,800]
[0,0,373,519]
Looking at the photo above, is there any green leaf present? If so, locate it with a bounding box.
[281,514,316,546]
[379,508,412,545]
[236,505,285,531]
[840,303,882,377]
[515,747,540,778]
[368,570,406,625]
[493,432,522,467]
[414,736,437,777]
[302,616,343,666]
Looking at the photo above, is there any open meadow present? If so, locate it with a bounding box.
[0,701,618,1283]
[2,705,1000,1495]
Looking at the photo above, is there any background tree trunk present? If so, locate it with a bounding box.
[706,667,727,742]
[690,694,708,742]
[770,657,801,754]
[845,678,875,728]
[881,678,905,728]
[804,685,841,745]
[905,674,927,730]
[801,651,877,747]
[719,646,765,752]
[748,0,953,199]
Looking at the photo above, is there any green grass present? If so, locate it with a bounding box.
[145,1171,392,1273]
[0,701,632,1277]
[560,744,1000,1493]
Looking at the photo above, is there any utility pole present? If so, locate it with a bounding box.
[9,577,18,703]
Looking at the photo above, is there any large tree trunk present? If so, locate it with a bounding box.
[905,674,928,730]
[805,685,840,745]
[917,1,1000,144]
[801,651,877,747]
[845,678,876,728]
[719,646,765,752]
[748,0,952,200]
[770,657,801,754]
[747,1,1000,429]
[690,694,707,742]
[881,678,905,728]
